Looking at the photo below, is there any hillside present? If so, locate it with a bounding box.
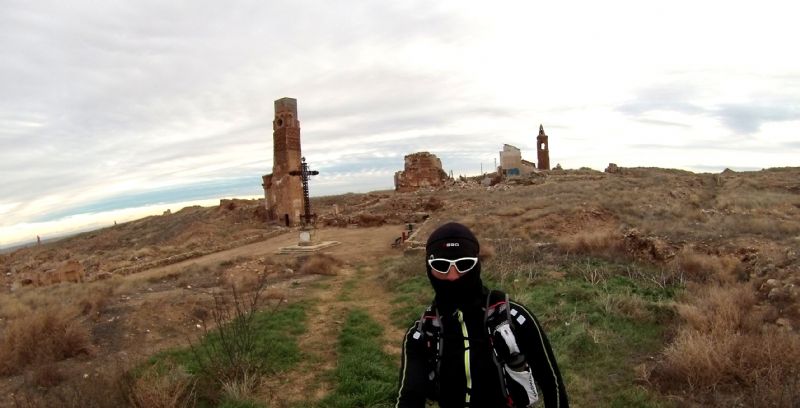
[0,166,798,407]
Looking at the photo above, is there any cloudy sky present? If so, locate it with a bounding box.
[1,0,798,247]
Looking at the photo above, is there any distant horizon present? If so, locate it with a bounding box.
[1,162,786,250]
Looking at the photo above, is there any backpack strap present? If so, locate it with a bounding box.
[484,290,513,405]
[417,301,443,399]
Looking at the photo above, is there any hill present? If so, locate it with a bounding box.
[0,166,798,407]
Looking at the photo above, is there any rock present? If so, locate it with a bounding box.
[768,287,789,301]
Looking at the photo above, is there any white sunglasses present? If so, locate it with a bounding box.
[427,256,479,274]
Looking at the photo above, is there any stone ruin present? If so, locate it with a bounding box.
[262,97,305,227]
[394,152,449,192]
[499,144,536,176]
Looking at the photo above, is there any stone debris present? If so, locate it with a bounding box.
[605,163,621,174]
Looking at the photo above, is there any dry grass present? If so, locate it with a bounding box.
[557,229,625,258]
[670,249,739,284]
[651,284,800,406]
[12,360,134,408]
[299,253,344,276]
[129,362,197,408]
[0,306,93,376]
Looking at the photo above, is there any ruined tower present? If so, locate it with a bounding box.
[536,124,550,170]
[261,98,304,226]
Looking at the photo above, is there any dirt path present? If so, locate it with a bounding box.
[254,227,412,407]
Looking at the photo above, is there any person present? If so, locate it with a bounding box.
[396,222,568,408]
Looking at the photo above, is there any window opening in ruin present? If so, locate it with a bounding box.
[276,118,284,127]
[540,143,546,150]
[284,214,290,227]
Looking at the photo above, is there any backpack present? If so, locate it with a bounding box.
[415,290,540,407]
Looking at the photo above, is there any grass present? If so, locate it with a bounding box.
[518,272,676,407]
[651,283,800,406]
[314,309,397,408]
[140,301,307,406]
[0,305,93,376]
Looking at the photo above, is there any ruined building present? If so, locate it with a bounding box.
[537,124,550,170]
[499,144,536,176]
[262,98,304,226]
[394,152,449,192]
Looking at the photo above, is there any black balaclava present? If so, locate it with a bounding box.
[425,222,483,310]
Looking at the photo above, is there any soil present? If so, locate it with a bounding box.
[0,225,410,406]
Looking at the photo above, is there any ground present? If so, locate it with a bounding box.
[0,226,407,407]
[1,167,799,407]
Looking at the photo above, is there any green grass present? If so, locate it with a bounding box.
[315,309,398,408]
[338,268,362,301]
[143,302,308,407]
[388,275,432,328]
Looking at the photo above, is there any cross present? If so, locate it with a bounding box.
[289,157,319,226]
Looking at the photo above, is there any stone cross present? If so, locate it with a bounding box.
[289,157,319,226]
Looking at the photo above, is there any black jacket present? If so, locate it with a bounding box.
[396,291,568,408]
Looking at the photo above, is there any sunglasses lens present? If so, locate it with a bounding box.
[454,258,477,273]
[429,260,452,273]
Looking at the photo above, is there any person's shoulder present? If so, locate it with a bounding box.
[506,299,542,329]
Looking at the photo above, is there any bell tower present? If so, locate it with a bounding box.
[536,124,550,171]
[262,97,304,226]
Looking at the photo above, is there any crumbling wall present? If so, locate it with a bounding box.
[394,152,449,192]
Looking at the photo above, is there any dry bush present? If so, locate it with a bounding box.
[129,362,196,408]
[671,249,738,284]
[78,281,116,318]
[651,284,800,405]
[557,229,625,258]
[222,270,264,292]
[220,371,259,403]
[0,306,92,376]
[357,213,385,227]
[298,253,344,276]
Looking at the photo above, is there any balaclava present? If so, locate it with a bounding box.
[425,222,483,310]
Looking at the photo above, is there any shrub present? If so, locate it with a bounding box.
[670,249,738,283]
[0,306,92,376]
[129,362,196,408]
[299,253,343,276]
[651,284,800,405]
[557,229,625,258]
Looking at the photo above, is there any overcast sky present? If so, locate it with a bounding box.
[1,0,799,247]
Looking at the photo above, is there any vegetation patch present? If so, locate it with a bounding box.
[315,309,397,408]
[0,305,93,376]
[141,299,307,406]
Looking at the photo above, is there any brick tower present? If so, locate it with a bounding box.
[536,124,550,170]
[262,98,304,226]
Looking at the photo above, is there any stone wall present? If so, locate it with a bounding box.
[394,152,449,192]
